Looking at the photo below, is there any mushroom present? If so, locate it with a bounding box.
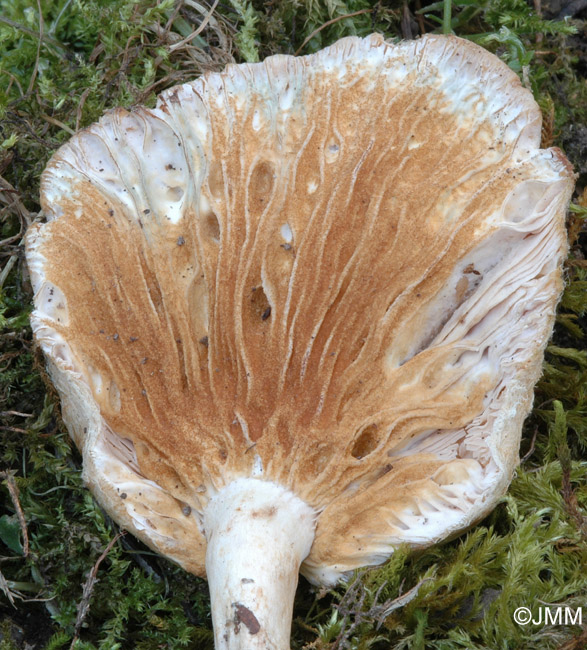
[26,34,574,649]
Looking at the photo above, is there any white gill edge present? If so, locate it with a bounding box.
[204,478,316,650]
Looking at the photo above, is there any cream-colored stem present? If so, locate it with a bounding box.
[203,478,316,650]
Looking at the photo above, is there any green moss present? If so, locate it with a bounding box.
[1,1,585,648]
[227,0,261,62]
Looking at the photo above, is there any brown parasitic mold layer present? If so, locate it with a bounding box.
[26,34,574,585]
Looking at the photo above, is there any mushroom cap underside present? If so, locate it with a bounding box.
[27,34,574,585]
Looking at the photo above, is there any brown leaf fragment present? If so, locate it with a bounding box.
[233,602,261,635]
[556,626,587,650]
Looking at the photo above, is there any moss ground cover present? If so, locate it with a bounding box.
[1,1,586,648]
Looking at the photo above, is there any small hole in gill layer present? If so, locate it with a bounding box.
[250,161,275,196]
[167,186,184,201]
[204,212,220,242]
[108,380,121,413]
[250,286,271,322]
[351,424,379,459]
[247,160,275,214]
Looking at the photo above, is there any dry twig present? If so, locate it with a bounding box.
[0,175,35,229]
[330,574,433,648]
[0,411,33,418]
[294,9,372,56]
[75,88,92,132]
[70,531,126,649]
[0,471,29,557]
[521,426,539,463]
[39,112,75,136]
[27,0,44,95]
[169,0,220,51]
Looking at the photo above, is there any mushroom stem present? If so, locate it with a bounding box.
[204,478,316,650]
